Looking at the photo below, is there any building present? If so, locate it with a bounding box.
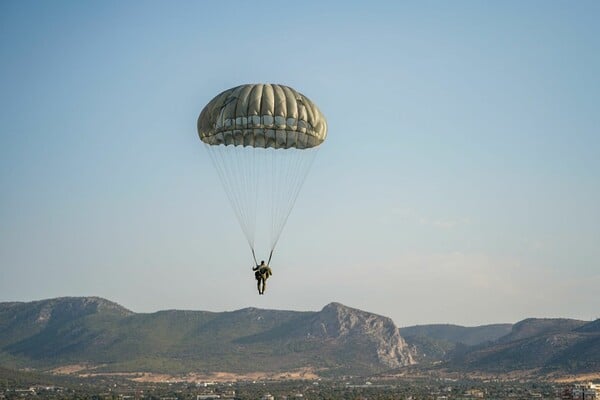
[570,383,600,400]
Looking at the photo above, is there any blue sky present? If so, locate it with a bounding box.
[1,1,599,326]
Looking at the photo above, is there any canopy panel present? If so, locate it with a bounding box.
[198,84,327,149]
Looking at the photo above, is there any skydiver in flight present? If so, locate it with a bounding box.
[252,260,272,295]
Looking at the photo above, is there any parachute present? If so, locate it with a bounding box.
[198,83,327,265]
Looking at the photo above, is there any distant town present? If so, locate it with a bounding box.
[1,375,599,400]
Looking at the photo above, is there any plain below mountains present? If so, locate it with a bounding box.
[0,297,598,377]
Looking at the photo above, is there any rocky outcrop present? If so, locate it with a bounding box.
[31,297,133,327]
[308,302,415,368]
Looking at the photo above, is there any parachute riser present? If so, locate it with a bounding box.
[267,248,274,266]
[251,247,258,266]
[251,246,274,267]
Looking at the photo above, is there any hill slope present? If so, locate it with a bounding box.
[447,318,599,373]
[399,323,513,363]
[496,318,587,343]
[400,324,513,346]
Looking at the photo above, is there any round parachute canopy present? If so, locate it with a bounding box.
[198,83,327,149]
[198,84,327,263]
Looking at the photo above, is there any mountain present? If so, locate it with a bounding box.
[400,324,513,346]
[0,297,414,376]
[576,319,600,333]
[0,297,132,351]
[495,318,587,343]
[396,319,598,374]
[2,298,596,378]
[446,318,599,373]
[302,302,414,368]
[399,323,512,363]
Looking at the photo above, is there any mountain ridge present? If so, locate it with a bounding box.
[1,297,597,377]
[0,297,415,376]
[446,318,599,373]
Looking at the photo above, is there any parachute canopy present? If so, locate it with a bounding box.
[198,84,327,264]
[198,83,327,149]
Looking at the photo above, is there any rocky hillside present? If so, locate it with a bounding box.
[0,297,415,376]
[577,319,600,333]
[496,318,587,343]
[447,318,599,373]
[0,297,132,349]
[302,302,414,368]
[399,323,512,363]
[400,323,513,346]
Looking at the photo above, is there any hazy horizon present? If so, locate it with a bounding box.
[1,1,599,327]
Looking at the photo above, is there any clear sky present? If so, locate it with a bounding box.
[1,1,599,327]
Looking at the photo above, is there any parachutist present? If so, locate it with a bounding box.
[199,84,326,287]
[252,260,272,295]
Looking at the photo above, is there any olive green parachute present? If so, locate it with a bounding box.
[198,83,327,149]
[198,84,327,265]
